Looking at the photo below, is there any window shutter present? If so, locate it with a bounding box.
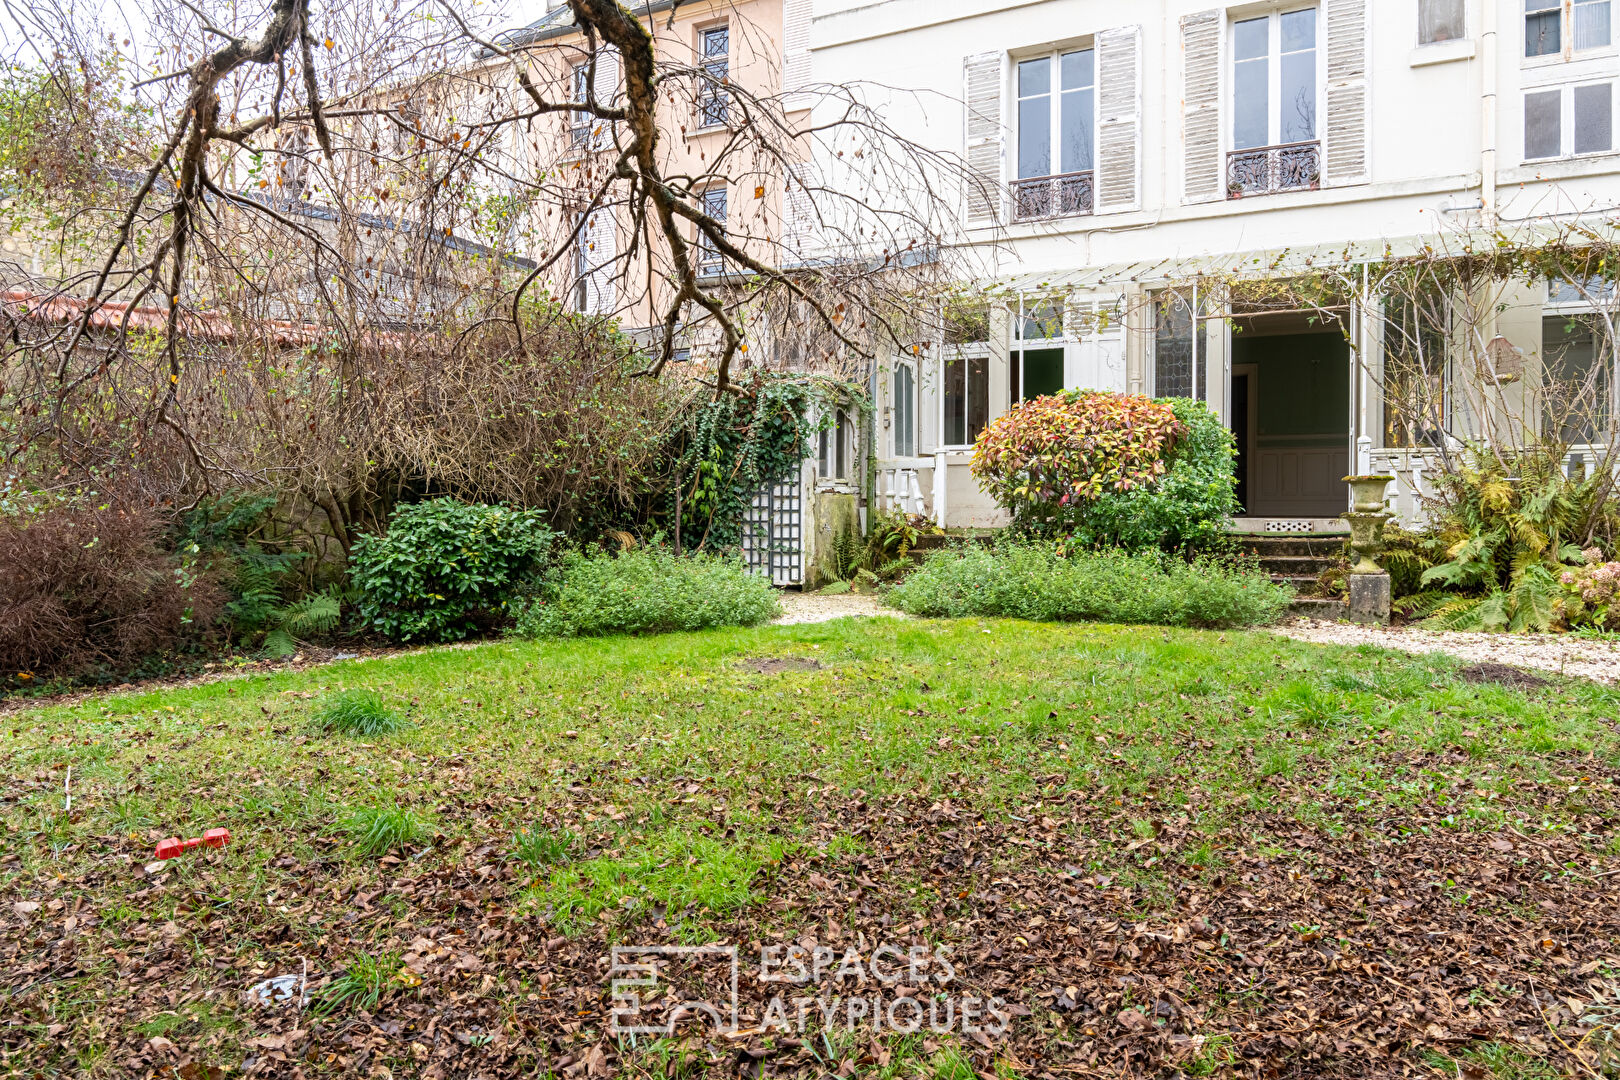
[1180,9,1222,203]
[962,51,1004,226]
[1095,25,1141,212]
[586,210,616,314]
[781,161,815,264]
[1323,0,1368,184]
[783,0,811,99]
[592,47,619,150]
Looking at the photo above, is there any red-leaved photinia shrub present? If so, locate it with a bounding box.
[970,390,1186,522]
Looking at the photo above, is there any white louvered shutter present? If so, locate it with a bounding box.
[592,46,619,150]
[586,210,615,314]
[1095,26,1141,213]
[781,161,815,265]
[1323,0,1368,184]
[1180,9,1222,203]
[782,0,811,101]
[962,52,1004,226]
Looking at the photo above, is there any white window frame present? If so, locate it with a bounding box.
[891,359,917,458]
[1525,0,1613,63]
[1013,46,1097,183]
[570,63,593,147]
[572,211,591,312]
[1523,79,1616,160]
[938,344,990,450]
[1229,7,1322,153]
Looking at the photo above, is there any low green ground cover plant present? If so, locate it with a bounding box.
[342,802,434,856]
[884,541,1290,628]
[513,546,778,637]
[349,499,557,643]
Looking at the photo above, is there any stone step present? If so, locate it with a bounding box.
[1235,534,1349,558]
[1271,573,1326,590]
[1287,597,1347,620]
[1255,553,1342,576]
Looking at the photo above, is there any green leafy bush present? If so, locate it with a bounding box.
[349,499,557,642]
[884,542,1291,629]
[973,394,1237,553]
[513,547,779,638]
[972,390,1184,512]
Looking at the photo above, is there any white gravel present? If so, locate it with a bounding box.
[772,591,906,625]
[1270,619,1620,685]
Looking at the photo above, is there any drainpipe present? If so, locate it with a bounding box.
[1481,0,1498,226]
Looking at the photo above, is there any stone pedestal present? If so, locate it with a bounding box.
[1348,573,1391,626]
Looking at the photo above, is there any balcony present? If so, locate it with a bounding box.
[1011,171,1094,222]
[1226,141,1320,198]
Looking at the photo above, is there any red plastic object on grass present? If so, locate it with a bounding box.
[155,828,231,860]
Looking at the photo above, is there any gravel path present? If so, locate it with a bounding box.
[772,590,906,625]
[1271,619,1620,684]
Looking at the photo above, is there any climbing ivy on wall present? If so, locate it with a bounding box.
[672,376,864,551]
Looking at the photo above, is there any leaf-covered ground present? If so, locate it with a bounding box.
[4,618,1620,1078]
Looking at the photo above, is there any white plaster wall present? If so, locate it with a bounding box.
[808,0,1620,278]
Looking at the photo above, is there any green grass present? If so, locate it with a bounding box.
[313,688,409,737]
[312,949,403,1016]
[342,802,434,856]
[4,616,1616,1076]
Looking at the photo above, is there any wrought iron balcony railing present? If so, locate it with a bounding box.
[1226,140,1320,198]
[1011,170,1095,221]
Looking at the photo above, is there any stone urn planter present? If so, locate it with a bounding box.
[1341,474,1393,576]
[1345,473,1394,515]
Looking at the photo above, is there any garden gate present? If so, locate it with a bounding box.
[740,472,804,586]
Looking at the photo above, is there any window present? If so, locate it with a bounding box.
[696,187,726,274]
[892,362,916,457]
[572,212,590,312]
[1383,294,1448,448]
[1419,0,1466,43]
[1543,314,1611,443]
[570,64,592,146]
[1229,9,1320,196]
[942,351,988,446]
[1011,297,1064,402]
[818,408,852,479]
[1152,291,1206,400]
[1013,49,1095,219]
[697,25,729,127]
[1527,0,1610,58]
[1524,82,1614,158]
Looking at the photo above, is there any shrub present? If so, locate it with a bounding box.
[314,689,409,737]
[972,393,1237,553]
[972,390,1184,514]
[513,547,779,638]
[1405,445,1616,631]
[884,542,1291,629]
[0,498,223,681]
[349,499,558,642]
[1558,549,1620,630]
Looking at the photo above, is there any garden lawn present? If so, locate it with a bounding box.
[4,618,1620,1079]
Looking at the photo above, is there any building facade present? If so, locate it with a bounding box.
[800,0,1620,529]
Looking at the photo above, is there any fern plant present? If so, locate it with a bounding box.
[1415,446,1616,632]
